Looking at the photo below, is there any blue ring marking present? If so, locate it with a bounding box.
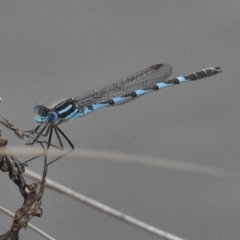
[112,96,126,104]
[112,96,130,104]
[92,103,109,110]
[177,76,188,83]
[58,104,72,114]
[156,82,172,89]
[135,89,152,97]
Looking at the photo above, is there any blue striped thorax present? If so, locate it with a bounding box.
[34,98,81,123]
[53,98,79,121]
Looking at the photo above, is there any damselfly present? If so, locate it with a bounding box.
[25,64,222,164]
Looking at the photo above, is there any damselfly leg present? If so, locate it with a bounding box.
[46,125,74,165]
[26,124,52,146]
[25,124,74,165]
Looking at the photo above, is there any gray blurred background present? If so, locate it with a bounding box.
[0,0,240,239]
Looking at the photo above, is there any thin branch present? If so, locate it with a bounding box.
[5,147,239,180]
[0,206,55,240]
[25,169,186,240]
[0,111,236,179]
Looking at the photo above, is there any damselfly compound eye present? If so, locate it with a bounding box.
[47,111,58,123]
[34,104,41,114]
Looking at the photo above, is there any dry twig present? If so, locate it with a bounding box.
[0,130,48,240]
[26,169,186,240]
[0,116,25,139]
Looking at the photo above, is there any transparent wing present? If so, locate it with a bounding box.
[74,64,172,107]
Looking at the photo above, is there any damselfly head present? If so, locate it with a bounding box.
[47,111,58,123]
[34,104,49,117]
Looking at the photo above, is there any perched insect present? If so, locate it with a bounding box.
[25,64,222,164]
